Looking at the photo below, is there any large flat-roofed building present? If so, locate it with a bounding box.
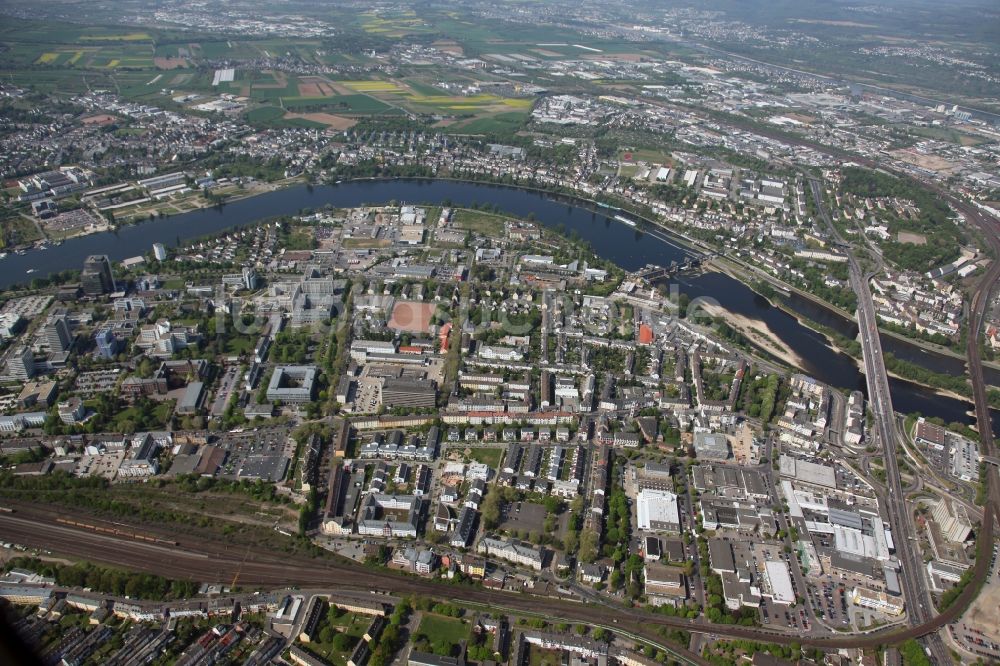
[176,381,205,414]
[691,465,770,501]
[763,561,794,605]
[914,418,947,450]
[478,345,523,362]
[708,539,736,574]
[693,432,730,460]
[851,586,904,615]
[700,498,763,531]
[778,454,837,489]
[636,489,681,533]
[644,563,688,605]
[350,340,397,362]
[19,380,57,409]
[266,366,317,404]
[381,377,437,409]
[829,551,877,579]
[0,586,52,605]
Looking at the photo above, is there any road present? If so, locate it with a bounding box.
[808,179,950,662]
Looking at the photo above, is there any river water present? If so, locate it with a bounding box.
[2,179,992,433]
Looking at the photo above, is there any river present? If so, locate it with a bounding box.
[2,179,993,434]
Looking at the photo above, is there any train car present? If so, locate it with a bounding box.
[56,517,178,546]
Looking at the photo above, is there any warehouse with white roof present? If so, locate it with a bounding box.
[763,561,795,605]
[637,489,681,533]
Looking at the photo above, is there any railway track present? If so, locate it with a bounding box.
[0,503,993,651]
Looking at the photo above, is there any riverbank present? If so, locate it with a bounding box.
[696,300,810,370]
[0,176,986,429]
[750,282,978,405]
[31,172,984,372]
[111,177,305,228]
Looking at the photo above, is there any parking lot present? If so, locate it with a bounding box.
[210,365,241,417]
[498,501,548,535]
[351,377,381,413]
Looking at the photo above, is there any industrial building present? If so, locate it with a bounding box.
[636,489,681,533]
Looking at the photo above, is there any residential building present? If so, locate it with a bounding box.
[477,536,543,571]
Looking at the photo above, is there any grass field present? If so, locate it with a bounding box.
[451,209,508,237]
[620,148,674,165]
[224,337,256,356]
[282,117,329,129]
[415,613,471,645]
[467,447,503,468]
[245,106,286,123]
[0,212,44,248]
[295,608,368,664]
[905,124,986,146]
[446,111,528,135]
[281,94,398,114]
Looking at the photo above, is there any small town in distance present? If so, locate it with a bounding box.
[0,1,1000,665]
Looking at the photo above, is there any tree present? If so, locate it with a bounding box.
[578,528,599,563]
[481,485,502,529]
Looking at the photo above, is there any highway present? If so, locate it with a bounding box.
[808,179,950,662]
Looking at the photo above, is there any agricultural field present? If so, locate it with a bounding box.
[424,15,651,61]
[357,10,435,37]
[0,18,539,138]
[0,18,532,133]
[234,72,533,131]
[0,21,157,71]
